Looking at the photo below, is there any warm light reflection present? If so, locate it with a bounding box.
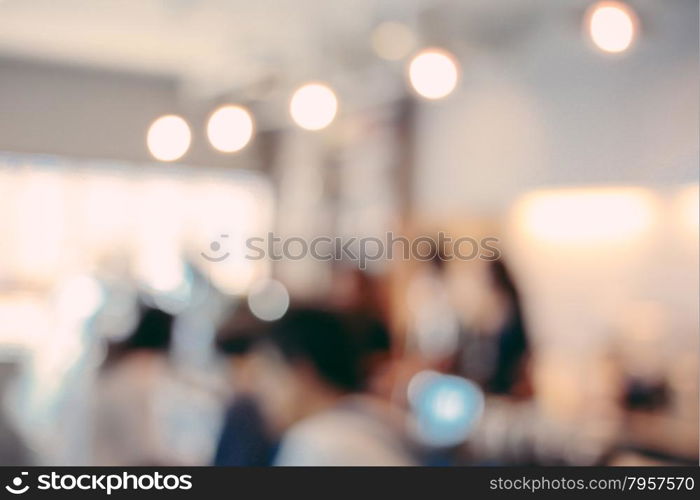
[587,1,637,54]
[371,21,415,61]
[289,83,338,130]
[207,105,254,153]
[408,49,459,100]
[514,187,657,245]
[147,115,191,162]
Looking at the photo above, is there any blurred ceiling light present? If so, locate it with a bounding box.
[514,187,657,245]
[371,21,415,61]
[248,279,290,321]
[408,49,459,100]
[289,83,338,131]
[147,114,191,162]
[207,105,254,153]
[587,1,637,54]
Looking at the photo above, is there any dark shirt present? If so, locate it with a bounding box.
[213,396,277,466]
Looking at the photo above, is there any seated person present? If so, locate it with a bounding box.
[252,307,418,466]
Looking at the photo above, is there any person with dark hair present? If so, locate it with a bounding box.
[455,258,532,397]
[252,307,417,466]
[212,305,277,466]
[93,305,219,466]
[326,265,396,398]
[328,264,390,323]
[93,306,176,465]
[485,259,531,396]
[100,306,173,370]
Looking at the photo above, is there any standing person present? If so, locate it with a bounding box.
[406,252,462,366]
[451,257,531,397]
[484,259,531,396]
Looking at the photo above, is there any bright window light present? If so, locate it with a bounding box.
[513,187,657,245]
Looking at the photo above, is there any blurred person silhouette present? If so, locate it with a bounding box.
[445,257,531,397]
[0,361,33,465]
[94,304,218,466]
[212,304,277,466]
[406,248,461,367]
[253,307,418,466]
[94,306,175,465]
[327,264,396,399]
[482,258,531,396]
[328,263,389,322]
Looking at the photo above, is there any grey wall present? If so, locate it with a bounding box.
[0,56,256,168]
[413,1,699,217]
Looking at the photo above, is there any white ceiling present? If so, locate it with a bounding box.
[0,0,408,95]
[0,0,564,98]
[0,0,691,107]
